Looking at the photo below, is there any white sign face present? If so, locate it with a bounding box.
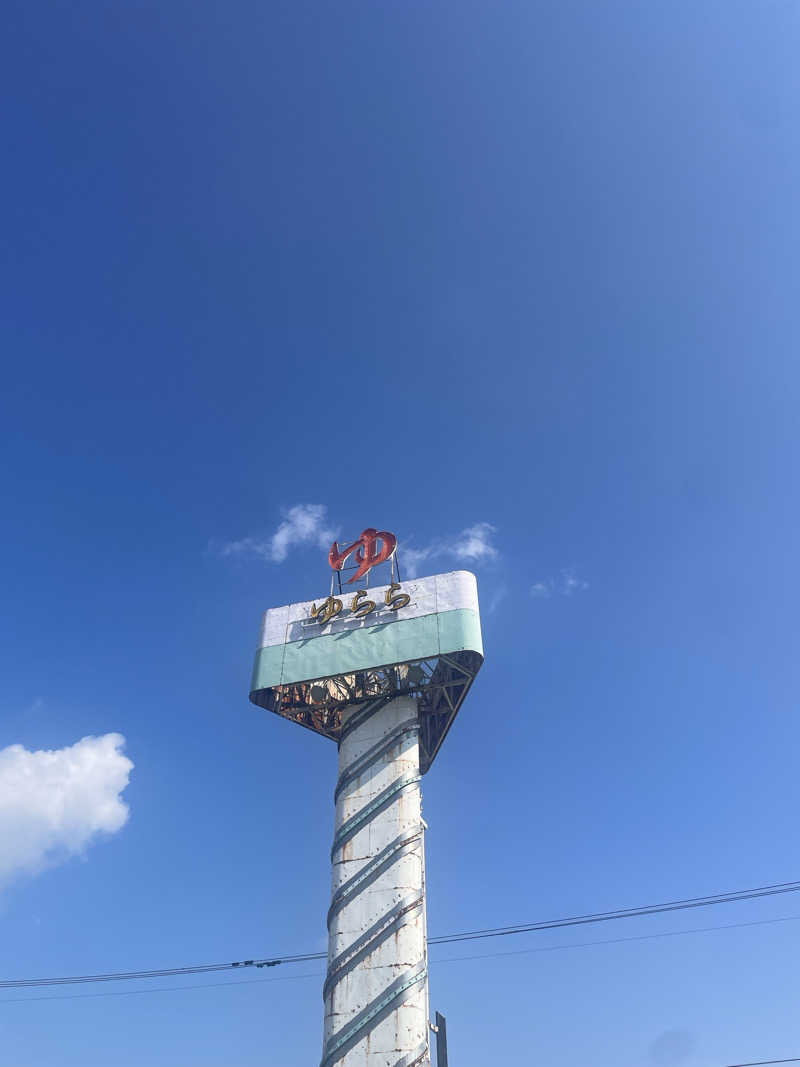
[257,571,478,650]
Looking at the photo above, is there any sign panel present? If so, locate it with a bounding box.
[249,569,484,773]
[252,571,481,692]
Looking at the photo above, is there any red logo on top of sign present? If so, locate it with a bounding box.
[329,528,397,584]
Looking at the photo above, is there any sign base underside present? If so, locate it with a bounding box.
[250,649,481,776]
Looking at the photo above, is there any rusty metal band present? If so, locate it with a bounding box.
[338,696,390,746]
[334,719,420,803]
[327,826,423,928]
[323,893,424,1001]
[330,772,422,861]
[319,960,428,1067]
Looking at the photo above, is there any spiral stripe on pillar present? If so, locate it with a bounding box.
[395,1043,431,1067]
[330,771,422,860]
[326,827,424,928]
[321,700,429,1067]
[334,719,421,802]
[323,893,424,1001]
[320,961,428,1067]
[338,696,390,745]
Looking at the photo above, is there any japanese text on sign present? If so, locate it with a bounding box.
[310,583,410,625]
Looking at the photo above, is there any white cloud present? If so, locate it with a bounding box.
[0,734,133,889]
[530,568,588,599]
[530,580,553,599]
[402,523,499,578]
[220,504,337,564]
[561,568,588,596]
[452,523,499,563]
[487,584,508,615]
[400,545,432,578]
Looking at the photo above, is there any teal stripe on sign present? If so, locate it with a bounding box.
[249,643,285,694]
[250,608,482,694]
[437,607,483,657]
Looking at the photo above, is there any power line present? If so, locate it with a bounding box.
[3,912,798,1006]
[430,912,800,965]
[426,879,800,947]
[724,1061,800,1066]
[0,971,323,1005]
[2,878,798,991]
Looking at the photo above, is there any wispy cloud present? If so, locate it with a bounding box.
[561,569,588,596]
[402,523,499,578]
[530,568,588,599]
[487,583,508,615]
[219,504,337,564]
[0,734,133,890]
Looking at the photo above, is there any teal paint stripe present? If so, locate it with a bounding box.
[334,719,419,802]
[322,894,424,1001]
[338,697,389,745]
[395,1041,430,1067]
[330,773,421,860]
[283,613,439,687]
[319,961,428,1067]
[326,828,423,928]
[437,606,483,657]
[250,607,482,694]
[249,644,284,693]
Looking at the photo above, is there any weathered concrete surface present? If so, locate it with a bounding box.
[323,695,429,1067]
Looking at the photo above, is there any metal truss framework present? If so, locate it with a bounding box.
[249,649,482,774]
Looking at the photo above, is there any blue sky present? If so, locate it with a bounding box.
[1,1,799,1064]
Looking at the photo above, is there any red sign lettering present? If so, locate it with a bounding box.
[328,528,397,584]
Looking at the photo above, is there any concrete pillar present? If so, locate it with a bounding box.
[321,695,430,1067]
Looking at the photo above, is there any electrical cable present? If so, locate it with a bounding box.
[0,971,323,1005]
[430,912,800,966]
[1,878,798,992]
[724,1061,800,1066]
[426,879,800,946]
[2,912,798,1006]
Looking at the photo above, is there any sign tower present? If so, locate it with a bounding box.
[249,530,483,1067]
